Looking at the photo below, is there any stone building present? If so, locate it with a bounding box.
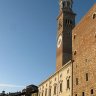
[0,85,38,96]
[21,85,38,96]
[39,61,72,96]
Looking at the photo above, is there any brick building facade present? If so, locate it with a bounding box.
[72,3,96,96]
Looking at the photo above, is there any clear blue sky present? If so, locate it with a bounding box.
[0,0,95,93]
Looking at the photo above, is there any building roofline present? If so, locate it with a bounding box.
[73,3,96,32]
[38,60,72,86]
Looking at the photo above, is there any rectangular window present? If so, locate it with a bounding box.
[60,83,62,92]
[67,79,70,89]
[42,92,43,96]
[91,89,93,94]
[45,89,47,96]
[54,85,56,95]
[76,78,78,85]
[86,73,88,81]
[49,88,51,96]
[39,93,41,96]
[82,92,85,96]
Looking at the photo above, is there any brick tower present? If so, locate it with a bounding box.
[56,0,76,71]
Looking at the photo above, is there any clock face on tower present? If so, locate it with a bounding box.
[57,35,62,48]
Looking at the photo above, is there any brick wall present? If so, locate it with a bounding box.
[72,3,96,96]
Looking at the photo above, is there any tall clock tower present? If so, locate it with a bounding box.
[56,0,76,71]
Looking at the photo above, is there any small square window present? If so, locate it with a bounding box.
[76,78,78,85]
[92,13,96,19]
[74,51,77,55]
[95,32,96,38]
[82,92,85,96]
[74,34,76,39]
[91,89,93,94]
[85,59,88,62]
[86,73,88,81]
